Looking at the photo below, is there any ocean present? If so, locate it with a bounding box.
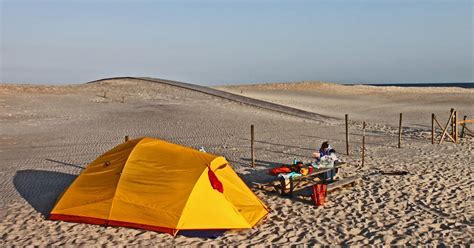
[364,82,474,89]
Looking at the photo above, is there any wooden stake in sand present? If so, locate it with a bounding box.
[251,125,255,167]
[433,113,455,143]
[451,109,456,143]
[125,135,129,142]
[431,113,435,144]
[439,109,455,145]
[345,114,350,155]
[362,122,366,167]
[454,111,458,143]
[398,113,403,148]
[461,115,467,138]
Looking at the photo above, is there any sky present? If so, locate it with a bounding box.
[0,0,472,85]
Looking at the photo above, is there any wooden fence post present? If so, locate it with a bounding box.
[362,122,366,167]
[431,113,435,144]
[461,115,467,138]
[345,114,350,155]
[454,111,458,143]
[439,109,455,144]
[251,125,255,167]
[451,109,455,142]
[398,113,403,148]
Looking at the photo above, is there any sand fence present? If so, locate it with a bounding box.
[245,109,471,169]
[432,108,473,144]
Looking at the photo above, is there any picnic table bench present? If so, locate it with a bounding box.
[253,162,361,199]
[290,175,362,199]
[326,175,361,192]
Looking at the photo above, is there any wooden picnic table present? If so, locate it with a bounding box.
[253,162,361,200]
[277,166,340,198]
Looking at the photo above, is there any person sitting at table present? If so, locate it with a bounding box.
[312,141,338,181]
[312,141,336,161]
[319,141,336,157]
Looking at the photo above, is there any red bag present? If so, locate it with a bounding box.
[311,184,327,206]
[269,166,291,175]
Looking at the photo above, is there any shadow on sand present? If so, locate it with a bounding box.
[13,170,77,218]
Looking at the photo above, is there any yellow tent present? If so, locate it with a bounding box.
[49,137,268,236]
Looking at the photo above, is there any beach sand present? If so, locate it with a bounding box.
[1,79,472,246]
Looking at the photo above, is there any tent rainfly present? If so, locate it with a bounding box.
[49,137,268,236]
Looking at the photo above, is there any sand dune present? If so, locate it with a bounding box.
[216,81,474,127]
[1,79,472,246]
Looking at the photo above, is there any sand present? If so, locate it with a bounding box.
[0,79,472,246]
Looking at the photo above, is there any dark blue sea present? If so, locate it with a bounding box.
[363,82,474,89]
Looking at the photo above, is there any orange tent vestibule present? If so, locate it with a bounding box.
[49,137,268,236]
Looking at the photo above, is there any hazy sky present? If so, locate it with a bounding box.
[1,0,472,85]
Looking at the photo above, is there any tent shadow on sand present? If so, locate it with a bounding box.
[13,169,77,218]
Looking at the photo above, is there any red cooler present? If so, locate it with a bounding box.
[311,184,327,206]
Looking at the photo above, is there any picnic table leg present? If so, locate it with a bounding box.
[278,177,294,198]
[289,177,294,198]
[279,178,285,196]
